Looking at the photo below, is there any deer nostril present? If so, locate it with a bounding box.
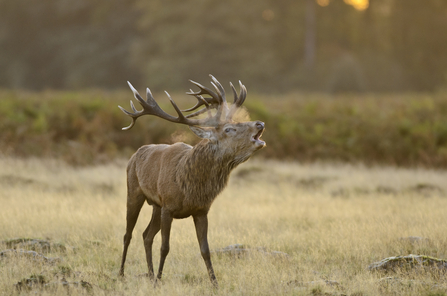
[256,121,264,129]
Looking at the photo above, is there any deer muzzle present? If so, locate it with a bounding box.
[251,121,266,147]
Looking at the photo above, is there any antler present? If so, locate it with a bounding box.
[119,82,220,130]
[119,75,247,130]
[185,75,247,122]
[184,75,229,119]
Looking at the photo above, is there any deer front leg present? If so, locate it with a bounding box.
[143,205,161,279]
[156,208,173,281]
[193,214,218,287]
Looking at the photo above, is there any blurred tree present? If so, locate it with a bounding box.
[0,0,446,92]
[304,0,316,70]
[132,0,287,91]
[0,0,140,89]
[389,0,447,91]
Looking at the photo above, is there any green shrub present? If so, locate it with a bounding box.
[1,89,447,167]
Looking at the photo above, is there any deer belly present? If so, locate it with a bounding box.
[172,207,209,219]
[141,188,162,206]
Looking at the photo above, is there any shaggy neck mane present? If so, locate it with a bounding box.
[177,140,234,206]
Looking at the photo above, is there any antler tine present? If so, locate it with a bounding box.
[229,81,246,107]
[118,104,137,130]
[187,80,221,103]
[146,87,157,106]
[209,75,226,103]
[118,82,150,130]
[226,80,247,121]
[164,91,189,121]
[230,82,238,105]
[184,94,213,119]
[181,88,216,119]
[238,80,247,106]
[210,75,230,119]
[182,90,211,112]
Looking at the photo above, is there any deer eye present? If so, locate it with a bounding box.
[224,127,235,133]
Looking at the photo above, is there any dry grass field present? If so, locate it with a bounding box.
[1,156,447,295]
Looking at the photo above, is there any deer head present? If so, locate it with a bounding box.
[119,75,265,164]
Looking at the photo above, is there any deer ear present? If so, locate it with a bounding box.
[189,126,216,141]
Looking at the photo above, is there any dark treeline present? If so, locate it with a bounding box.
[1,0,446,92]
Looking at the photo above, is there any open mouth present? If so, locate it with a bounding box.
[251,129,265,146]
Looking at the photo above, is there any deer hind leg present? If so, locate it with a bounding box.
[156,208,173,281]
[193,214,218,287]
[119,194,145,276]
[142,205,161,279]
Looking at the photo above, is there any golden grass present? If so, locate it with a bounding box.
[1,157,447,295]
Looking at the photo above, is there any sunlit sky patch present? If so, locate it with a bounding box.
[317,0,369,11]
[344,0,369,11]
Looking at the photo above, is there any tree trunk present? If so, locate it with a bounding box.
[304,0,316,69]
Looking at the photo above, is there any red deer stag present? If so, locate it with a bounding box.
[118,75,265,287]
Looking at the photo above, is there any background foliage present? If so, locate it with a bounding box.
[1,89,447,167]
[1,0,447,92]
